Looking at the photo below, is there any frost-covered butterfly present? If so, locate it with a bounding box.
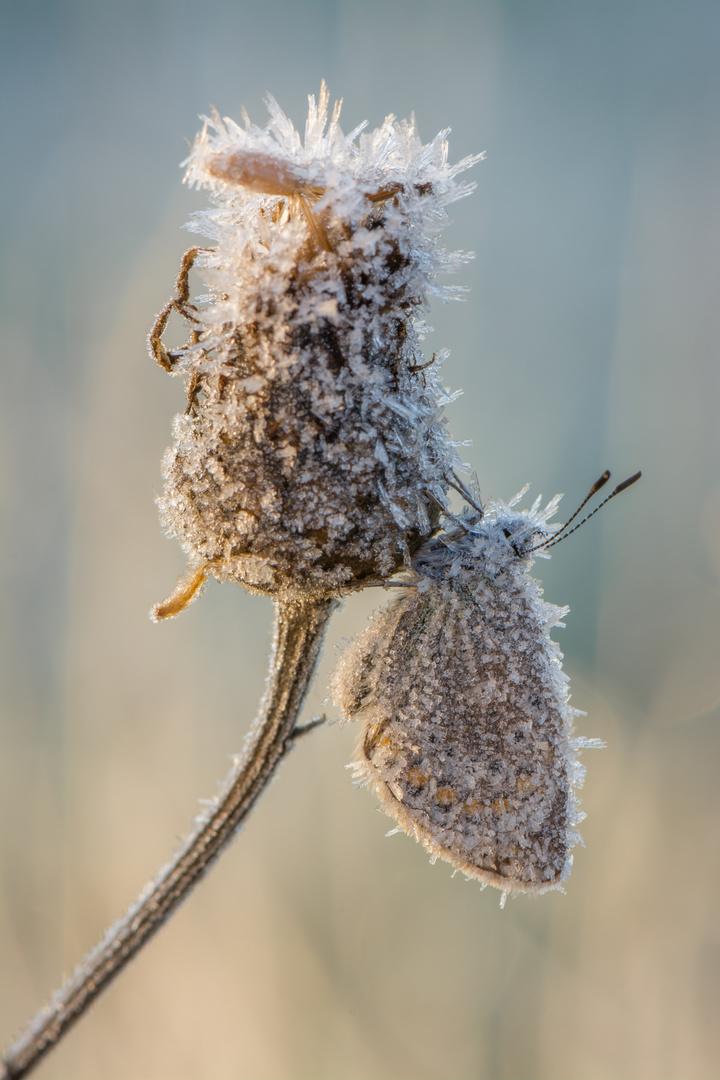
[332,471,640,899]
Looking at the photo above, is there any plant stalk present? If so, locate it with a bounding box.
[2,595,337,1080]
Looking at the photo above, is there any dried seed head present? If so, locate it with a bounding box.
[152,85,480,606]
[332,489,602,898]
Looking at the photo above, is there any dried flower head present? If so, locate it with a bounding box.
[150,85,480,612]
[332,488,604,899]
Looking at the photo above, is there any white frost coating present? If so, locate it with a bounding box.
[332,491,601,895]
[156,84,481,598]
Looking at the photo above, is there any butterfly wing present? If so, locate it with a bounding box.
[333,572,582,895]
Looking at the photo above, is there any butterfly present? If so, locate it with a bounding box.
[332,471,640,899]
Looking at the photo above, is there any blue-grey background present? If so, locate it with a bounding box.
[2,1,719,1077]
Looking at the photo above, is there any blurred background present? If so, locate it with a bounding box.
[1,1,719,1077]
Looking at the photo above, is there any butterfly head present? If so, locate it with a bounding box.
[488,505,560,560]
[413,491,564,582]
[465,503,561,576]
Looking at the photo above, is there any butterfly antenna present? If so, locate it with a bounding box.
[528,470,611,553]
[540,470,642,551]
[447,473,484,516]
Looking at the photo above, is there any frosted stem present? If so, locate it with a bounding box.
[2,595,337,1080]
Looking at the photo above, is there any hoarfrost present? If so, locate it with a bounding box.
[153,84,481,602]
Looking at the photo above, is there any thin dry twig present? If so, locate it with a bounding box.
[1,595,337,1080]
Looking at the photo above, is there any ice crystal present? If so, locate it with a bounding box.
[332,491,599,895]
[152,85,480,605]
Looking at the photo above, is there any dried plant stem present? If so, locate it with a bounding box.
[2,595,337,1080]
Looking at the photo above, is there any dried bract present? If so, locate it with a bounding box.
[332,490,602,898]
[151,85,480,608]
